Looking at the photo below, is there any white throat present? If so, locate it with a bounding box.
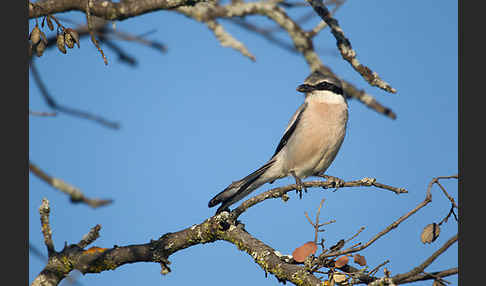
[306,90,346,105]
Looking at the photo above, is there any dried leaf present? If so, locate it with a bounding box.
[353,254,367,266]
[29,25,41,45]
[56,34,67,54]
[334,256,349,268]
[333,273,347,283]
[421,223,440,244]
[292,241,317,262]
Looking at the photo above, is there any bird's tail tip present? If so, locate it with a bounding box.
[208,181,243,208]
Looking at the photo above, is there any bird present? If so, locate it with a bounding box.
[208,71,348,214]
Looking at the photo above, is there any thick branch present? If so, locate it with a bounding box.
[29,0,206,20]
[32,203,323,286]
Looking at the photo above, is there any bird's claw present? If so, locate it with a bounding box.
[323,175,345,190]
[291,171,307,199]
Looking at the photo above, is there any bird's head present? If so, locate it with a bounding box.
[296,71,344,97]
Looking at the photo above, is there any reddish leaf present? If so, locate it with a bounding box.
[334,255,349,268]
[292,241,317,262]
[353,254,367,266]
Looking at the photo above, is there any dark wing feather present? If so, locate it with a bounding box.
[271,102,308,158]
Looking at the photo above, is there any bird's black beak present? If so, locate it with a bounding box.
[296,84,313,93]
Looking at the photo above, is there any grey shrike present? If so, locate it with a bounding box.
[208,71,348,213]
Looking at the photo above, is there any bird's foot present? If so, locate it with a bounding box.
[321,175,345,191]
[291,171,307,199]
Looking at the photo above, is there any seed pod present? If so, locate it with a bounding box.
[56,34,67,54]
[64,32,74,49]
[46,16,54,31]
[65,28,80,48]
[29,25,41,45]
[36,41,46,57]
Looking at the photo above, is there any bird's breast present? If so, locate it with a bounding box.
[282,101,348,177]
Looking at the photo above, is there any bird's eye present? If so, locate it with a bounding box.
[315,82,330,90]
[314,81,343,95]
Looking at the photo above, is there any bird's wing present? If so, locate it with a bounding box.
[271,102,308,159]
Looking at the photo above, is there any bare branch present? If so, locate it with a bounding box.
[231,176,407,218]
[29,162,113,208]
[39,198,55,255]
[29,110,58,117]
[205,19,256,61]
[397,267,458,284]
[29,0,207,20]
[369,260,390,277]
[86,3,108,65]
[78,225,102,248]
[29,61,120,129]
[318,175,457,259]
[31,204,323,286]
[391,234,458,284]
[305,0,396,93]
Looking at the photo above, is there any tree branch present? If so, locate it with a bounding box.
[231,176,407,218]
[29,0,207,20]
[29,162,113,208]
[391,234,458,284]
[31,200,323,286]
[305,0,396,93]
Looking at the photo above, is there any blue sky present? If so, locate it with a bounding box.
[29,1,458,285]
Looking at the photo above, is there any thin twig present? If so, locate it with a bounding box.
[318,175,458,260]
[304,198,333,243]
[432,175,458,208]
[391,234,458,283]
[39,198,55,255]
[206,19,256,61]
[344,226,365,244]
[397,268,458,284]
[30,161,113,208]
[29,61,120,129]
[29,110,58,117]
[305,0,396,93]
[369,260,389,277]
[231,176,407,218]
[86,0,108,65]
[78,224,102,248]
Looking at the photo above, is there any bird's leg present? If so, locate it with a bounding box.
[316,174,345,190]
[290,171,307,199]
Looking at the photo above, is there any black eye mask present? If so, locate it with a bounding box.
[296,82,343,95]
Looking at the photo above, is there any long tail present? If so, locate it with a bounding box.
[208,159,276,213]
